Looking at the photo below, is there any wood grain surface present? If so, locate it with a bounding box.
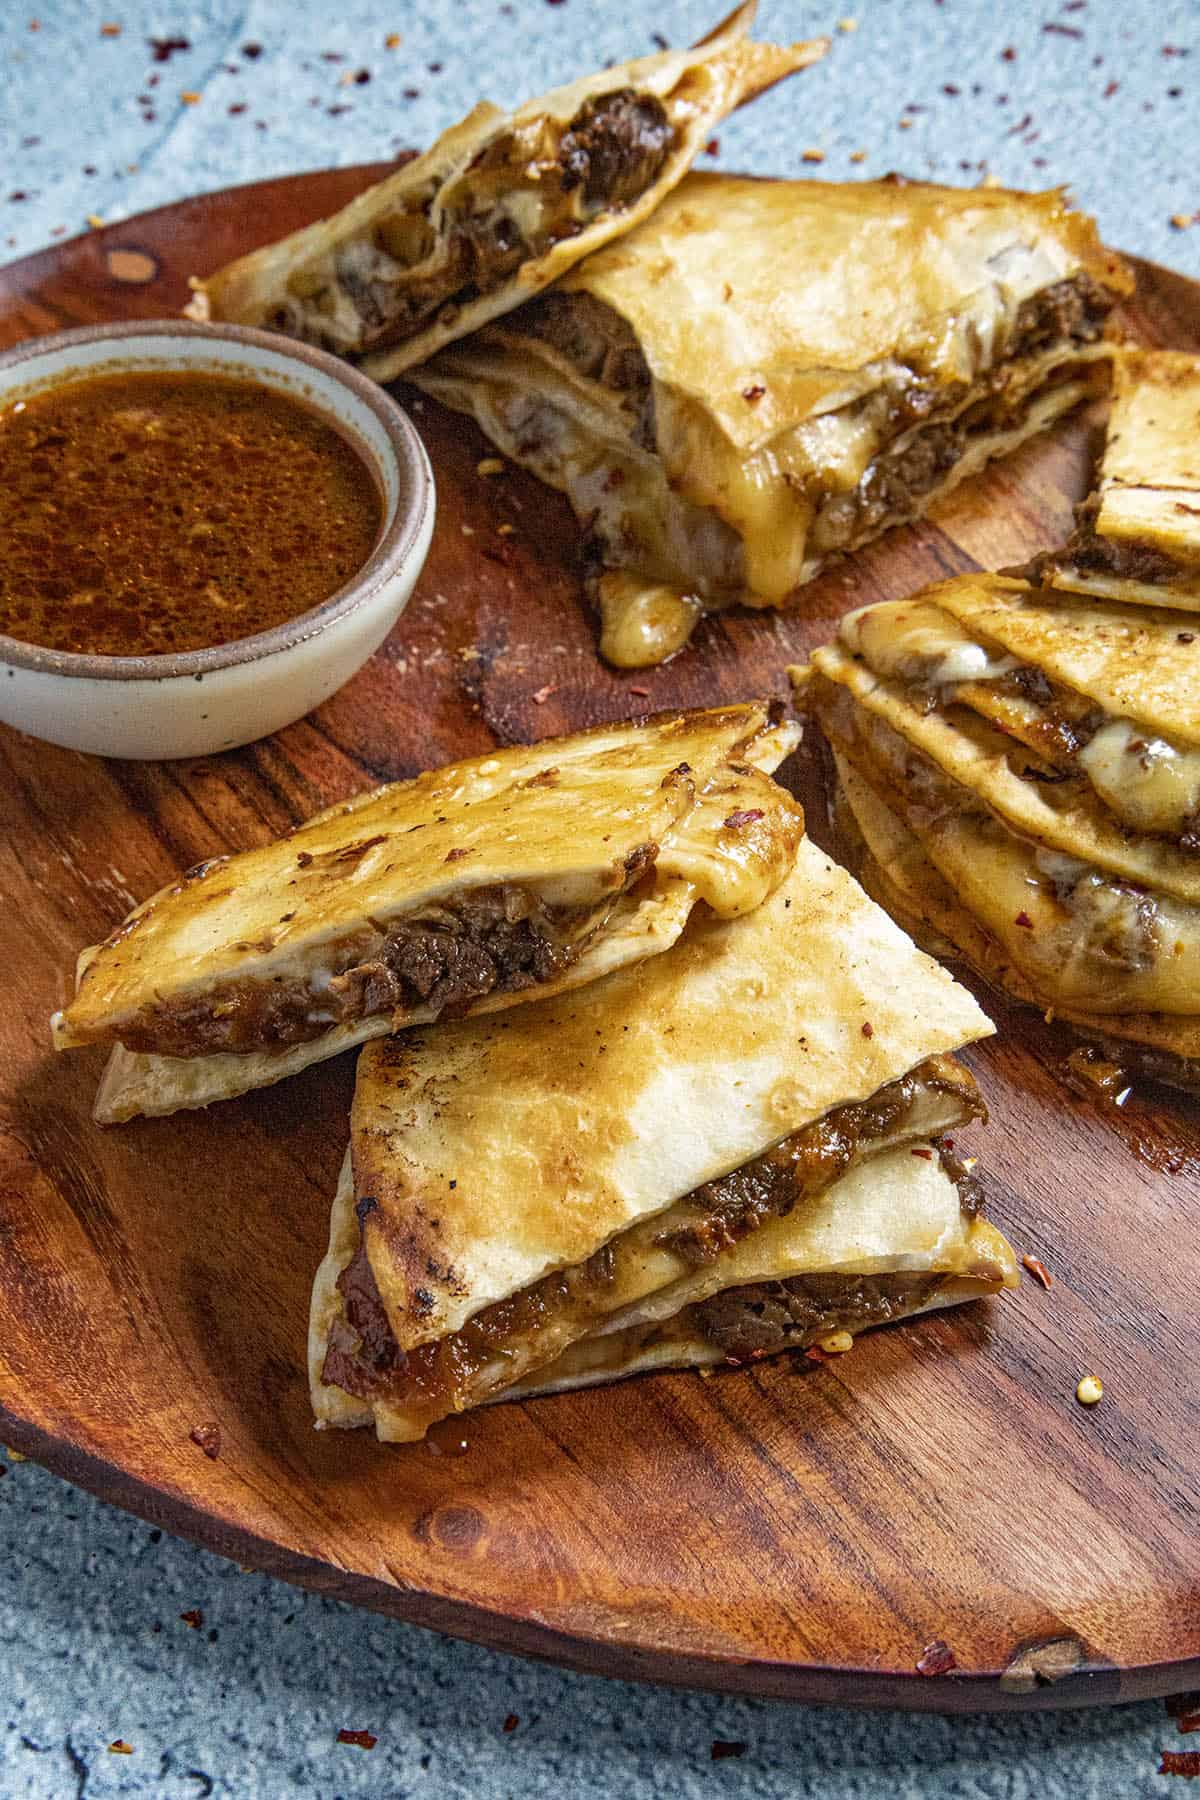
[2,168,1199,1712]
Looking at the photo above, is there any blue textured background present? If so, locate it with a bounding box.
[2,3,1197,1796]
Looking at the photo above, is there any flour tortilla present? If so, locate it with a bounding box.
[187,5,826,379]
[72,710,803,1121]
[833,748,1200,1086]
[1046,347,1200,609]
[810,640,1200,905]
[310,839,995,1438]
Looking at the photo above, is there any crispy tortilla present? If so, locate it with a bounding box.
[1044,347,1200,609]
[507,1150,1016,1401]
[187,5,825,377]
[810,640,1200,903]
[413,173,1130,663]
[69,710,803,1121]
[310,839,995,1439]
[833,750,1200,1089]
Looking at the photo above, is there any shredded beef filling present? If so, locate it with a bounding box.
[1058,491,1187,585]
[297,90,676,354]
[685,1272,945,1358]
[321,1063,982,1410]
[116,877,618,1059]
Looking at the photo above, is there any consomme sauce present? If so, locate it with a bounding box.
[0,369,382,657]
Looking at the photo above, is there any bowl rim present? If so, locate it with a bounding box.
[0,319,434,684]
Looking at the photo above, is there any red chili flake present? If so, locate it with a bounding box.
[805,1344,832,1363]
[1000,44,1016,60]
[723,809,765,829]
[242,41,263,58]
[444,847,473,862]
[1162,44,1189,57]
[916,1640,957,1676]
[228,102,246,115]
[1160,1751,1200,1777]
[1169,1695,1200,1730]
[628,685,650,697]
[1022,1255,1053,1290]
[403,87,421,99]
[705,137,720,155]
[711,1741,748,1761]
[9,192,27,203]
[189,1422,221,1460]
[742,384,766,402]
[546,0,567,7]
[861,1021,874,1038]
[1178,632,1195,644]
[428,61,444,72]
[337,1729,378,1750]
[100,21,121,35]
[911,1147,934,1161]
[1103,79,1119,96]
[322,50,344,61]
[108,1741,134,1755]
[1043,21,1083,36]
[531,683,558,705]
[353,68,371,84]
[179,1609,204,1629]
[943,83,960,95]
[1014,911,1034,929]
[327,105,350,116]
[602,466,626,490]
[148,35,190,61]
[502,1714,519,1733]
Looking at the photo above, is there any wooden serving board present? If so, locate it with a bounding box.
[2,167,1199,1713]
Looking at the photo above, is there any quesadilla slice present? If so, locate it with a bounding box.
[505,1146,1016,1401]
[798,574,1200,1087]
[413,173,1132,665]
[1040,347,1200,610]
[53,705,803,1122]
[186,5,826,377]
[310,838,1003,1442]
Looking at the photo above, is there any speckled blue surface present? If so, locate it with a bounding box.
[2,4,1197,1796]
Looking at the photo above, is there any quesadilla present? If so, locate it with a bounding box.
[185,5,826,377]
[798,572,1200,1089]
[310,838,1011,1442]
[413,173,1133,665]
[53,705,803,1122]
[1040,347,1200,610]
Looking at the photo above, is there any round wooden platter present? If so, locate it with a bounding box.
[2,167,1200,1715]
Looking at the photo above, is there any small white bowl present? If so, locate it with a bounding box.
[0,321,434,759]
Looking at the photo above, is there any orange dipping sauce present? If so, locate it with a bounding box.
[0,369,382,656]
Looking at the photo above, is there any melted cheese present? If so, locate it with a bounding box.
[1077,718,1200,836]
[598,572,706,667]
[908,807,1200,1015]
[841,600,1019,686]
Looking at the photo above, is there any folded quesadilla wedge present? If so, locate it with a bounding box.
[53,705,803,1122]
[504,1146,1017,1401]
[413,173,1132,665]
[1040,347,1200,610]
[830,751,1200,1095]
[185,5,826,377]
[797,574,1200,1086]
[310,838,998,1441]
